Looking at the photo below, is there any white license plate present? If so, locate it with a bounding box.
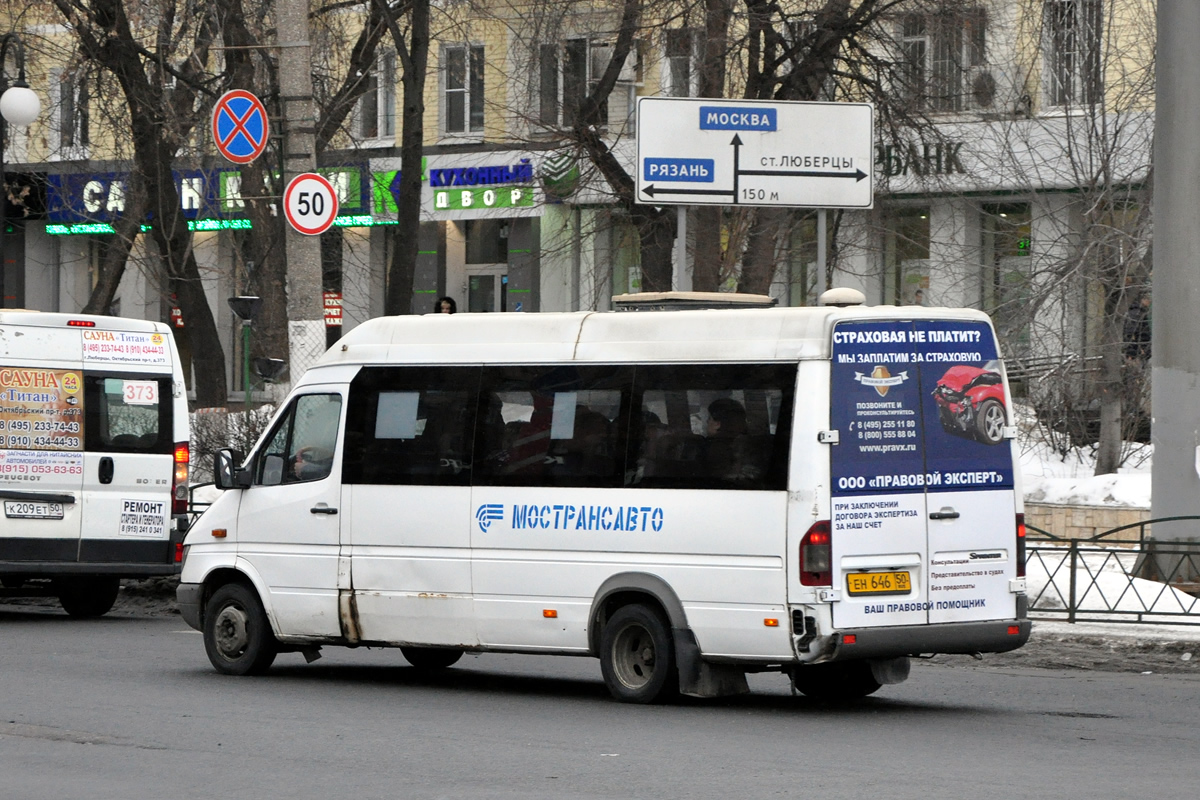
[4,501,65,520]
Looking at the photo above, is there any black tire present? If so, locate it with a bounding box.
[401,646,464,670]
[203,583,278,675]
[974,399,1006,445]
[599,604,678,704]
[56,576,120,618]
[792,661,882,702]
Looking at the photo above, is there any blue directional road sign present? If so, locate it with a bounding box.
[212,90,269,165]
[635,97,873,209]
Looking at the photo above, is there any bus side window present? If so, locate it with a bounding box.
[475,365,632,488]
[342,366,479,486]
[629,364,796,491]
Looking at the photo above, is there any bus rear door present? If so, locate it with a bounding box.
[828,318,1018,630]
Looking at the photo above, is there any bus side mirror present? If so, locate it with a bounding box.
[214,448,249,490]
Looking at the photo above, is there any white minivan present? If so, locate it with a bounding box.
[178,296,1029,702]
[0,311,190,616]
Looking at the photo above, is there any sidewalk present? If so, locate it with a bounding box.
[933,617,1200,675]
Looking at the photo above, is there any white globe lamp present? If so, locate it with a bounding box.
[0,83,40,127]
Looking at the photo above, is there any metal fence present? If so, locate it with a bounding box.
[1027,516,1200,625]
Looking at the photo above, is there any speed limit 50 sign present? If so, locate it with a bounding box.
[284,173,339,235]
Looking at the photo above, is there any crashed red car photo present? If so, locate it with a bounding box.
[931,362,1007,445]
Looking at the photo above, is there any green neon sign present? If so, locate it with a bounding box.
[46,216,385,235]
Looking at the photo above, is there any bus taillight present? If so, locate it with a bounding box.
[173,442,190,516]
[800,521,832,586]
[1015,513,1026,578]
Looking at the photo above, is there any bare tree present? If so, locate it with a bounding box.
[975,0,1154,474]
[48,0,401,402]
[487,0,975,295]
[53,0,231,406]
[371,0,431,316]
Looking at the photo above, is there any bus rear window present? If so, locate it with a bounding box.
[84,375,173,453]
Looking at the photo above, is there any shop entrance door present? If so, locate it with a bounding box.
[466,265,508,312]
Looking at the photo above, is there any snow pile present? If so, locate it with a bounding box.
[1017,406,1151,509]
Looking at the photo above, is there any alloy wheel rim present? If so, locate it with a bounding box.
[985,405,1005,440]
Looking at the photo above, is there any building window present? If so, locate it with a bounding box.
[1044,0,1102,106]
[981,204,1033,353]
[665,28,698,97]
[539,38,636,128]
[54,69,90,155]
[358,52,395,140]
[899,8,986,112]
[882,207,930,305]
[444,45,484,134]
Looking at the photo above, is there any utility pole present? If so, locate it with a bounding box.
[1152,1,1200,566]
[277,0,324,383]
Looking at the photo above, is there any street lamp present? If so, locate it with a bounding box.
[0,33,40,309]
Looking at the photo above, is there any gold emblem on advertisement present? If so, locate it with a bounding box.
[871,365,892,397]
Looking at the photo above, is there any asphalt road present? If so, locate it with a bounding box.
[2,606,1199,800]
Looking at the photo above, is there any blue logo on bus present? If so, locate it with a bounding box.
[475,504,504,532]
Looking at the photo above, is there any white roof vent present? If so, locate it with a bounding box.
[818,287,866,307]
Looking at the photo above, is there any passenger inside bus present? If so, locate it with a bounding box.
[704,398,750,482]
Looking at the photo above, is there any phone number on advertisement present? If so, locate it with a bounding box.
[0,462,83,475]
[0,421,81,433]
[2,435,81,448]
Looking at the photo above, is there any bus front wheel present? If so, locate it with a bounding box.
[203,583,278,676]
[600,604,678,704]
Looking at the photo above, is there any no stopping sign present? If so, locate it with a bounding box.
[283,173,339,235]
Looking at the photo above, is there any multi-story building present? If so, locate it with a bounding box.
[1,0,1154,400]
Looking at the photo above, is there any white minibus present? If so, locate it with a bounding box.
[1,311,190,616]
[178,296,1029,702]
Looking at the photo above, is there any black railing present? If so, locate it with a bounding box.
[1026,516,1200,625]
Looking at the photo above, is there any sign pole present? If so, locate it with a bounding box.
[675,205,687,291]
[817,208,828,294]
[278,0,324,381]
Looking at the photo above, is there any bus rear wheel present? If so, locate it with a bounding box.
[600,604,678,704]
[401,647,463,670]
[792,661,882,702]
[56,576,120,618]
[203,583,278,675]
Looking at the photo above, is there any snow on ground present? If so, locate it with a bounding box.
[1010,412,1200,626]
[1016,405,1152,509]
